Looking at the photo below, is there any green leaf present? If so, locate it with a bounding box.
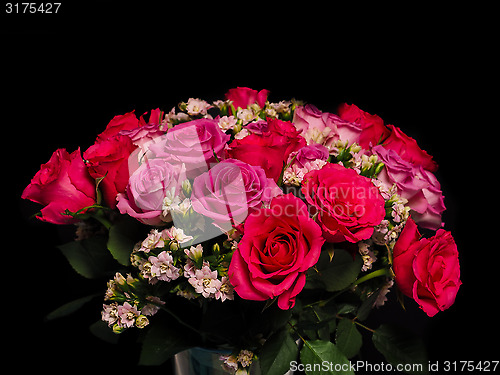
[89,320,120,344]
[335,319,362,359]
[356,288,382,321]
[260,329,298,375]
[372,324,429,374]
[311,249,363,292]
[139,319,193,366]
[45,293,101,321]
[300,340,354,375]
[107,215,143,266]
[57,235,114,278]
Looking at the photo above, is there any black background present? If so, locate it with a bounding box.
[3,2,496,373]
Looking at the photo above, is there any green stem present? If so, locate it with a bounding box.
[302,267,392,309]
[352,267,392,287]
[335,314,375,333]
[353,320,375,333]
[158,305,203,336]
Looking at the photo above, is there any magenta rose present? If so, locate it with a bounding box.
[116,158,186,225]
[290,143,329,168]
[228,194,324,310]
[372,145,445,230]
[337,103,391,149]
[393,218,461,317]
[301,163,386,243]
[22,148,96,224]
[147,118,230,178]
[191,159,282,231]
[225,87,269,110]
[227,118,306,182]
[84,135,137,208]
[96,111,140,142]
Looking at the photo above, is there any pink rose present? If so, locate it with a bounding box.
[382,125,438,172]
[22,148,96,224]
[228,194,324,310]
[393,218,461,317]
[372,145,445,230]
[84,135,137,208]
[290,143,329,168]
[225,87,269,110]
[301,163,386,243]
[191,159,282,231]
[147,118,230,178]
[116,157,186,226]
[293,104,376,148]
[292,104,336,145]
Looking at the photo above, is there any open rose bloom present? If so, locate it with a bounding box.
[22,87,461,371]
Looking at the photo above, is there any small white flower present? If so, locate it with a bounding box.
[215,276,234,302]
[188,265,220,298]
[264,107,278,118]
[101,303,119,326]
[236,108,255,123]
[234,128,250,140]
[150,251,180,282]
[184,244,203,261]
[186,98,211,116]
[165,226,193,244]
[162,187,181,216]
[140,229,165,252]
[218,115,238,131]
[237,350,254,368]
[374,279,394,308]
[358,241,377,271]
[170,198,192,216]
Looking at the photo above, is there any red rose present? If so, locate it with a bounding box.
[338,103,390,148]
[393,218,461,317]
[96,110,140,142]
[383,125,438,172]
[83,135,137,208]
[225,87,269,111]
[227,118,306,182]
[228,194,324,310]
[22,148,96,224]
[301,163,386,243]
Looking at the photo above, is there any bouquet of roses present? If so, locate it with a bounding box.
[23,87,461,374]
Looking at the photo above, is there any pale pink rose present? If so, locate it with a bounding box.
[147,118,230,178]
[293,104,362,147]
[116,158,186,225]
[372,145,445,230]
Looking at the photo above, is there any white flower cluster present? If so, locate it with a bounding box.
[160,96,293,138]
[101,272,165,333]
[131,227,234,302]
[371,180,411,246]
[220,349,255,374]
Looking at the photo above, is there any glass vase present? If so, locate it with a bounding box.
[173,347,296,375]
